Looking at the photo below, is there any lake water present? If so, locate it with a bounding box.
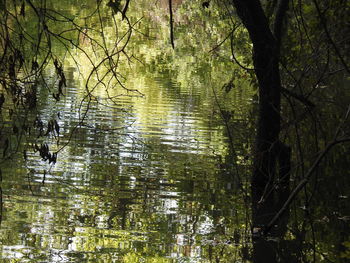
[0,40,254,262]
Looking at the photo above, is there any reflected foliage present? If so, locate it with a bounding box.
[0,0,349,263]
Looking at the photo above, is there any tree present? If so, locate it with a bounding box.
[227,1,290,261]
[228,0,349,262]
[0,0,349,262]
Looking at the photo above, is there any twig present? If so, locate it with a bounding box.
[312,0,350,74]
[122,0,130,20]
[168,0,174,48]
[264,102,349,236]
[265,138,350,234]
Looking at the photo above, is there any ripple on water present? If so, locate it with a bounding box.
[1,58,250,262]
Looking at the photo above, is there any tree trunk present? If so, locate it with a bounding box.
[230,1,288,262]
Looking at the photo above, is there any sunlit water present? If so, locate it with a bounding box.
[0,58,253,262]
[1,1,349,262]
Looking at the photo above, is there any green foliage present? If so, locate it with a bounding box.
[0,0,349,262]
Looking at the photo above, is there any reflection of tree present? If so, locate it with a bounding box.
[0,0,349,262]
[0,0,137,165]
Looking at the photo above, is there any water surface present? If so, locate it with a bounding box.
[0,38,253,262]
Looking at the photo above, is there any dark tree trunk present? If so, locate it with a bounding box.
[230,0,290,262]
[231,0,281,217]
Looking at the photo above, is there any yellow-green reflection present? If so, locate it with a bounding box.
[0,1,253,262]
[1,0,349,262]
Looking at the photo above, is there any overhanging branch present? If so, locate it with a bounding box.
[264,104,350,234]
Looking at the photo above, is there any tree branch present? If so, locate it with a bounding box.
[264,138,350,234]
[312,0,350,74]
[168,0,174,49]
[264,104,350,234]
[122,0,130,20]
[281,87,315,108]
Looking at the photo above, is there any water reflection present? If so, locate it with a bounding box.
[0,52,253,262]
[0,0,258,261]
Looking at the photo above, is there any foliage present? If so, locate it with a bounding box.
[0,0,349,262]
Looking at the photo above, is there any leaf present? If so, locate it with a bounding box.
[107,0,121,13]
[0,93,5,110]
[222,78,235,93]
[49,152,57,164]
[202,1,210,8]
[31,60,39,71]
[3,138,9,157]
[53,93,60,101]
[54,120,60,135]
[12,124,19,134]
[221,110,233,121]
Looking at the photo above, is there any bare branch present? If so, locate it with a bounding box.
[264,104,350,234]
[168,0,174,48]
